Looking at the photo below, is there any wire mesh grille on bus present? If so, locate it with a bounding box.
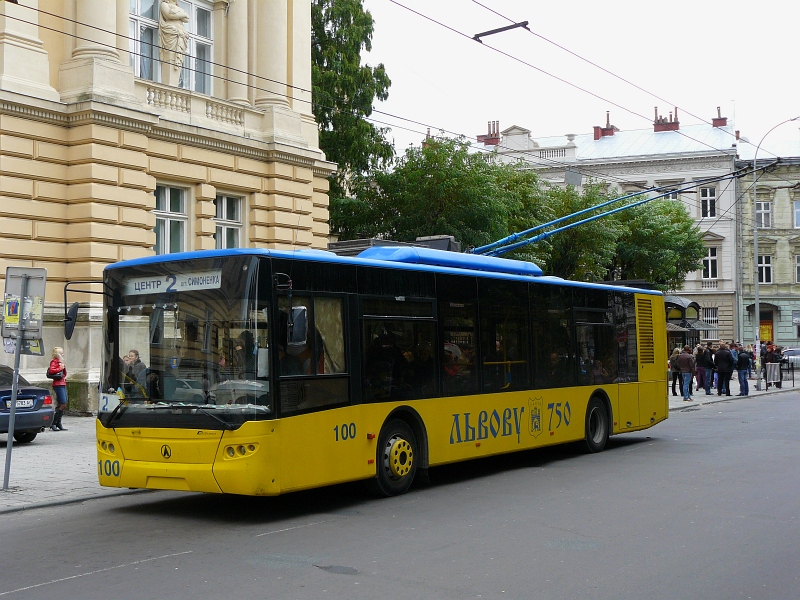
[636,299,655,364]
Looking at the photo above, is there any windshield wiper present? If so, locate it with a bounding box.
[149,402,236,430]
[193,406,236,430]
[105,399,128,426]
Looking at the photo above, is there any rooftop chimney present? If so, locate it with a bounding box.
[593,111,619,140]
[712,106,728,128]
[477,120,501,146]
[653,106,680,132]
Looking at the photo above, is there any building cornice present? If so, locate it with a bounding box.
[0,91,336,174]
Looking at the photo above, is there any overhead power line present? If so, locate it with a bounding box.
[385,0,771,160]
[3,1,786,211]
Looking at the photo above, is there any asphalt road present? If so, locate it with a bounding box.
[2,393,799,600]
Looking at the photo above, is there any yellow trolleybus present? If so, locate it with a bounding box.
[95,246,667,497]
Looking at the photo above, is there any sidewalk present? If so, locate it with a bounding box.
[0,415,149,514]
[667,372,794,411]
[1,378,795,514]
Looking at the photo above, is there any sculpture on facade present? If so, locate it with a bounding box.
[159,0,190,87]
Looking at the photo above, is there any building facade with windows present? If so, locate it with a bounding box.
[488,109,738,342]
[0,0,335,411]
[735,151,800,349]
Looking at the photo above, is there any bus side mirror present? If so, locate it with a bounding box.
[64,302,79,340]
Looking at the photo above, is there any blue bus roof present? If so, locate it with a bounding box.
[105,247,661,296]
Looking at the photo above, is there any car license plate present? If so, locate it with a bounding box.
[6,399,34,408]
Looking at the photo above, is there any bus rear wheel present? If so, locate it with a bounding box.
[370,419,418,497]
[584,397,609,453]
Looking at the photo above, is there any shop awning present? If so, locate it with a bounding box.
[683,319,717,331]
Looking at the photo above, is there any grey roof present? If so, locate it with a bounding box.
[526,124,739,161]
[736,138,800,161]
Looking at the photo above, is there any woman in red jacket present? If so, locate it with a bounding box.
[48,346,68,431]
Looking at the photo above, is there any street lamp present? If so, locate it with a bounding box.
[752,116,800,391]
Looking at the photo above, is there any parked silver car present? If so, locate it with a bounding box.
[780,348,800,368]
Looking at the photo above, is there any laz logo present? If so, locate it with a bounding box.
[450,407,525,444]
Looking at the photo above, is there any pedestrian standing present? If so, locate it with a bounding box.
[669,348,681,396]
[702,344,714,395]
[736,345,751,396]
[714,342,734,396]
[694,344,706,393]
[676,345,696,401]
[47,346,68,431]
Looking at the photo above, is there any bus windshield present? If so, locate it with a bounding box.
[100,256,271,429]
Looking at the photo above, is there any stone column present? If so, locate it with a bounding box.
[0,0,59,101]
[72,0,120,62]
[254,0,289,108]
[116,0,129,66]
[227,0,249,104]
[59,0,136,103]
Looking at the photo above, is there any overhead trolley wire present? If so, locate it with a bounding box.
[468,0,784,161]
[386,0,776,160]
[3,2,783,211]
[4,3,713,193]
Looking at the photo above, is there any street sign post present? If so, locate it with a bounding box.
[2,267,47,491]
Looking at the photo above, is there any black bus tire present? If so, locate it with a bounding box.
[368,419,418,497]
[584,397,609,453]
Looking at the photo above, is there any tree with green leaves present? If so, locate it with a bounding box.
[343,136,546,249]
[311,0,394,204]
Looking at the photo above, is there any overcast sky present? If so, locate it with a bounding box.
[361,0,800,158]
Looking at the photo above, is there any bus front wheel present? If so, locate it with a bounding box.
[370,419,418,497]
[584,397,609,453]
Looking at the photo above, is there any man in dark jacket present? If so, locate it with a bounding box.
[714,342,734,396]
[736,344,751,396]
[676,345,696,401]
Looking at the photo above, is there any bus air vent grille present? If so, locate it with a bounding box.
[637,298,655,364]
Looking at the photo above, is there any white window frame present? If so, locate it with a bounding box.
[796,255,800,284]
[756,201,772,229]
[214,194,243,249]
[700,187,716,218]
[129,0,160,82]
[665,189,679,201]
[701,307,718,341]
[177,0,214,95]
[154,185,188,255]
[757,255,773,284]
[702,247,718,279]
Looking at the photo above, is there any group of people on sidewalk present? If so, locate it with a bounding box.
[669,341,757,401]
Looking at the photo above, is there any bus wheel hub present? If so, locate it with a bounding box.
[386,436,413,478]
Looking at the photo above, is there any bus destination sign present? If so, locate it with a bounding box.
[123,270,223,296]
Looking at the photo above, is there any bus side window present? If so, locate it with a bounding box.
[479,279,529,393]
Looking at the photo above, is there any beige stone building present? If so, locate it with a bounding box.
[0,0,334,411]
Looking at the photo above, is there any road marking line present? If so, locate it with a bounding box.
[0,551,192,596]
[256,520,330,537]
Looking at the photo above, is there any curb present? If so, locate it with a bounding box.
[668,386,794,411]
[0,488,154,515]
